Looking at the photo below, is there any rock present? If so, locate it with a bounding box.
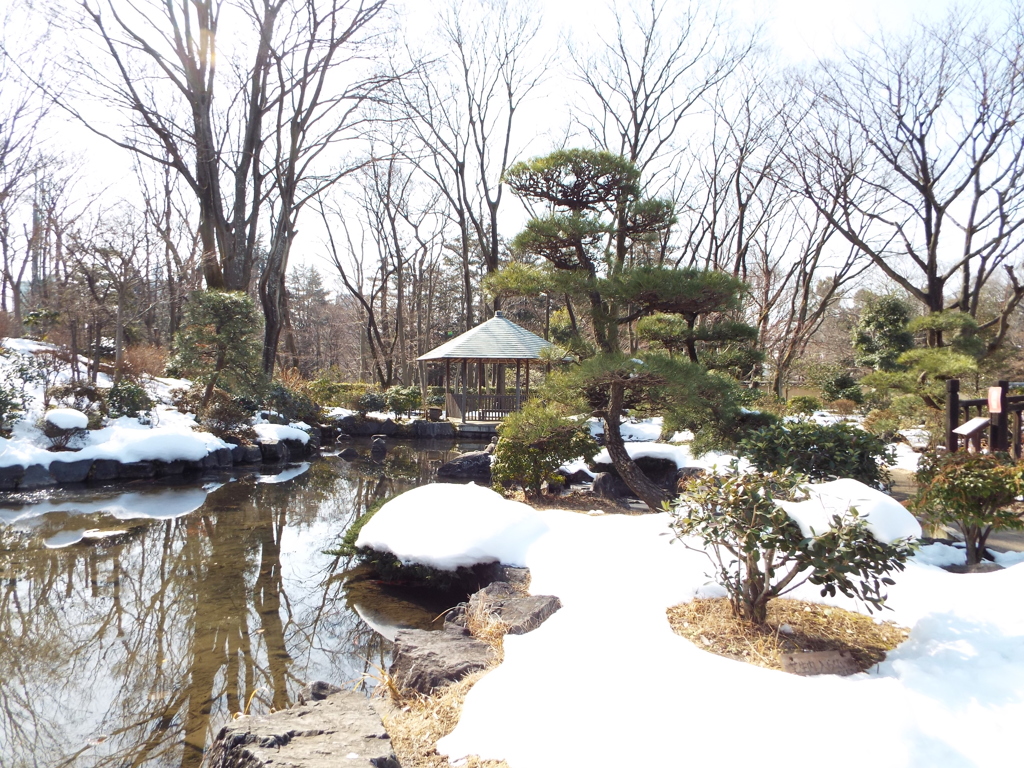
[338,447,360,461]
[297,680,343,702]
[498,566,531,590]
[562,468,594,485]
[201,452,220,469]
[446,581,561,637]
[241,445,264,464]
[90,459,122,482]
[437,450,492,481]
[389,626,497,695]
[485,436,498,454]
[281,438,306,459]
[333,415,383,437]
[592,455,679,489]
[0,465,24,490]
[259,440,289,463]
[375,418,399,437]
[20,463,55,489]
[153,459,187,476]
[205,689,398,768]
[413,420,456,439]
[119,461,156,480]
[214,447,234,467]
[50,459,93,483]
[591,471,631,500]
[371,436,387,456]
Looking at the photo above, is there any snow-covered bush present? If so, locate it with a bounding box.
[739,421,893,487]
[673,470,914,626]
[48,383,107,426]
[41,408,89,450]
[914,451,1024,565]
[492,401,598,498]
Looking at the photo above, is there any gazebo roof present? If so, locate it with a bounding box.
[418,311,554,363]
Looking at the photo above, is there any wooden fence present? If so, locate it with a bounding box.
[945,379,1024,457]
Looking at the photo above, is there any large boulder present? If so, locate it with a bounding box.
[592,455,679,489]
[591,471,631,500]
[436,450,492,481]
[205,688,398,768]
[20,463,55,489]
[50,459,93,484]
[0,465,24,490]
[389,626,497,695]
[446,581,561,636]
[413,420,456,440]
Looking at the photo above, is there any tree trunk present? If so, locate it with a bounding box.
[603,381,669,510]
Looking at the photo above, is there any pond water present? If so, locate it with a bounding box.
[0,439,484,768]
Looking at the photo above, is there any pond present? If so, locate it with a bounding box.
[0,438,485,768]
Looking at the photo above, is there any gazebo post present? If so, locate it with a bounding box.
[515,360,522,410]
[460,359,468,424]
[525,361,530,400]
[444,360,450,417]
[478,360,484,419]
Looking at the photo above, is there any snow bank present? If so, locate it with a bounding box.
[44,408,88,430]
[253,423,310,444]
[401,480,1024,768]
[592,441,690,468]
[777,478,922,543]
[355,483,549,570]
[890,441,921,472]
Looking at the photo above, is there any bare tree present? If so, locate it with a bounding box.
[789,8,1024,352]
[59,0,390,371]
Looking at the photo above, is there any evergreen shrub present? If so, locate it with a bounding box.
[739,421,893,487]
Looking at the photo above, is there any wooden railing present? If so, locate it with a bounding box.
[445,391,521,422]
[946,379,1024,457]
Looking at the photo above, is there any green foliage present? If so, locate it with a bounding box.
[107,381,155,419]
[853,295,915,371]
[861,409,903,442]
[672,470,914,625]
[914,451,1024,564]
[739,421,894,487]
[355,390,387,415]
[787,396,822,415]
[265,383,322,424]
[0,350,42,433]
[608,266,744,318]
[805,363,864,404]
[306,378,373,409]
[172,384,256,442]
[168,290,264,403]
[492,401,598,497]
[384,385,422,419]
[504,149,641,211]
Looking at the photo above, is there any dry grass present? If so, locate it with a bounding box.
[123,344,167,378]
[667,598,909,673]
[377,671,509,768]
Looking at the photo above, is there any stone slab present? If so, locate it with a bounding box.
[205,689,399,768]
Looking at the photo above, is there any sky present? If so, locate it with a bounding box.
[7,0,969,276]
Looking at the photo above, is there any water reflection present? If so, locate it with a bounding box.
[0,439,481,768]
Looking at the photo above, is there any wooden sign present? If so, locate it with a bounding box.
[781,650,861,676]
[989,386,1004,413]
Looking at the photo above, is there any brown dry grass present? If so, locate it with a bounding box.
[123,344,167,378]
[377,672,508,768]
[667,598,909,673]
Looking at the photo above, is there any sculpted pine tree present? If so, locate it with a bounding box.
[504,150,751,509]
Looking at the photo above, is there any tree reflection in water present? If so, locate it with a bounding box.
[0,439,477,768]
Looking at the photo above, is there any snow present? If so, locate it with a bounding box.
[253,422,311,444]
[587,416,663,442]
[890,441,922,472]
[356,482,1024,768]
[44,408,89,429]
[777,478,922,543]
[899,428,931,451]
[591,441,751,475]
[355,483,550,571]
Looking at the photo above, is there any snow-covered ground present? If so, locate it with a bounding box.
[363,483,1024,768]
[0,339,310,471]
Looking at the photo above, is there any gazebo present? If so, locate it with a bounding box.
[418,311,555,423]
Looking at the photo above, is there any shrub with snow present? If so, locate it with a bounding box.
[42,408,90,450]
[673,470,916,626]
